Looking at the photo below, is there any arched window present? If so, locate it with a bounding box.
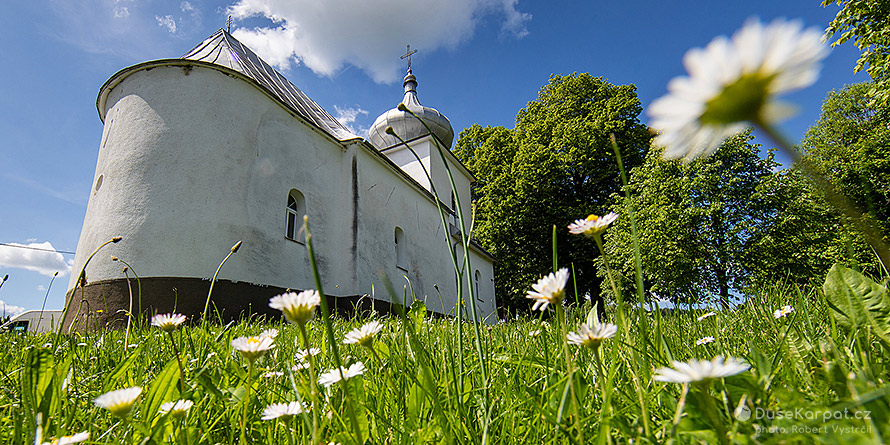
[286,190,306,242]
[395,227,406,270]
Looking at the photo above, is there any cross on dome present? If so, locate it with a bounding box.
[401,45,417,72]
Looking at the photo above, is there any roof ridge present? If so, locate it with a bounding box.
[182,29,360,142]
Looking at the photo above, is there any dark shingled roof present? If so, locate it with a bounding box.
[182,29,360,142]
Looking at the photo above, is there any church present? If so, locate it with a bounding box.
[63,29,496,328]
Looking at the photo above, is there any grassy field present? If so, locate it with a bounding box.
[2,266,888,444]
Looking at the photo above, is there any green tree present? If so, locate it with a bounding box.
[602,131,783,306]
[824,0,890,107]
[799,82,890,274]
[454,73,652,312]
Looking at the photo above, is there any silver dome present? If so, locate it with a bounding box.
[368,70,454,150]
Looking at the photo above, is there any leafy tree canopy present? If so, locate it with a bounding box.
[454,73,652,312]
[824,0,890,107]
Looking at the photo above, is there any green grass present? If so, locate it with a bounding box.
[2,278,888,444]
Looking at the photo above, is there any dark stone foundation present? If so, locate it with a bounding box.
[61,277,397,331]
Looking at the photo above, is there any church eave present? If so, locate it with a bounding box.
[96,59,363,146]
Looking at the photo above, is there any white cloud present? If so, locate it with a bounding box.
[181,1,195,13]
[37,285,46,292]
[228,0,531,83]
[0,300,26,317]
[0,242,71,277]
[156,14,177,33]
[334,105,370,136]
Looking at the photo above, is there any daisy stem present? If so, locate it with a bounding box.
[593,235,625,334]
[367,344,382,363]
[167,331,186,392]
[556,305,582,439]
[753,118,890,271]
[296,323,318,441]
[240,361,253,445]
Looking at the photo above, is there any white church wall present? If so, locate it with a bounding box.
[68,61,496,322]
[68,65,348,296]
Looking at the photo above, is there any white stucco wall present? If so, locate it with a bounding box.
[68,62,495,320]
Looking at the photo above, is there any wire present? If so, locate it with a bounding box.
[0,242,76,255]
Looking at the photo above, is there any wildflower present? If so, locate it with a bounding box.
[262,371,284,378]
[654,356,750,384]
[774,305,794,319]
[39,431,90,445]
[343,321,383,347]
[526,268,569,311]
[159,399,193,420]
[529,329,542,337]
[269,290,321,325]
[292,362,311,371]
[568,213,618,238]
[151,313,186,332]
[697,312,717,321]
[260,328,279,339]
[318,362,366,388]
[648,18,828,161]
[695,336,715,346]
[567,322,618,349]
[94,386,142,417]
[231,336,275,363]
[296,347,322,362]
[261,402,306,420]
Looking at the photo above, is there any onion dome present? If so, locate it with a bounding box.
[368,69,454,150]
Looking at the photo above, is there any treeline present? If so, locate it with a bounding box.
[454,76,889,312]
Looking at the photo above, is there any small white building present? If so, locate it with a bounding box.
[63,29,496,328]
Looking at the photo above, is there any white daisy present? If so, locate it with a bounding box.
[269,290,321,325]
[654,356,750,384]
[697,312,717,321]
[774,305,794,319]
[566,322,618,349]
[296,347,322,362]
[231,336,275,363]
[292,362,311,371]
[94,386,142,417]
[318,362,366,388]
[159,399,193,420]
[695,336,715,346]
[568,213,619,238]
[261,402,306,420]
[528,329,542,338]
[648,18,828,161]
[259,328,279,339]
[151,313,186,332]
[343,321,383,348]
[39,431,90,445]
[262,371,284,378]
[526,268,570,311]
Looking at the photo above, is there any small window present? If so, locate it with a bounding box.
[395,227,406,270]
[475,270,483,302]
[286,190,306,243]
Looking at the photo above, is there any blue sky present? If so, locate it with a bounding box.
[0,0,869,316]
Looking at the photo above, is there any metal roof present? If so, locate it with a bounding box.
[182,29,360,142]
